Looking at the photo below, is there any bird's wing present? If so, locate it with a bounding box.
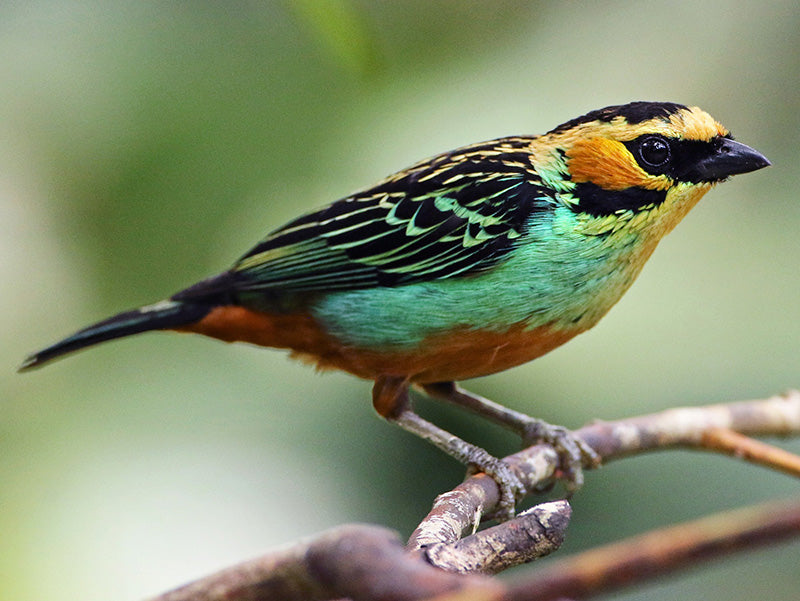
[231,137,549,293]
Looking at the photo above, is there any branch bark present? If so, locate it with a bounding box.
[144,391,800,601]
[700,427,800,477]
[424,501,571,575]
[493,497,800,601]
[147,525,496,601]
[409,390,800,549]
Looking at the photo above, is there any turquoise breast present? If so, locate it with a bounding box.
[311,204,647,350]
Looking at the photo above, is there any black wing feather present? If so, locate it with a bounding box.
[231,137,550,293]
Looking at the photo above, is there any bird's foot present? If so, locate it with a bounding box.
[519,419,600,493]
[373,379,526,522]
[462,446,525,522]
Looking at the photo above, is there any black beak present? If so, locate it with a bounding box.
[684,137,771,183]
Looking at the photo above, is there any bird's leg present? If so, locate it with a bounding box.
[372,376,524,520]
[421,382,600,492]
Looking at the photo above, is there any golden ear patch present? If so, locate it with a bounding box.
[567,137,671,191]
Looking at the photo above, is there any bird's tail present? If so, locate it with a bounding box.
[18,299,214,372]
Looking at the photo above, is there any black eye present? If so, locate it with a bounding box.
[638,135,671,168]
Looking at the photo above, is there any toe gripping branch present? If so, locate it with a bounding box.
[373,377,525,521]
[422,382,601,492]
[372,378,600,521]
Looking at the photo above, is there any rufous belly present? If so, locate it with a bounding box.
[180,305,583,383]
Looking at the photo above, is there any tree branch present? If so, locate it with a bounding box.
[147,497,800,601]
[498,497,800,601]
[409,390,800,549]
[146,524,496,601]
[700,427,800,477]
[423,501,571,575]
[145,391,800,601]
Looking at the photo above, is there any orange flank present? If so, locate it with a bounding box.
[180,305,583,384]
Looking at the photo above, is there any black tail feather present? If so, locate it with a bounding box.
[19,300,213,371]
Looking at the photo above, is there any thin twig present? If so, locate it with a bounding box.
[700,427,800,477]
[409,390,800,549]
[579,389,800,461]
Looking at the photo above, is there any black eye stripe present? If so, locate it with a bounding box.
[623,136,721,181]
[623,135,672,175]
[570,135,728,218]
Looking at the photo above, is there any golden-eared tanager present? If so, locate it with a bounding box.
[21,102,771,518]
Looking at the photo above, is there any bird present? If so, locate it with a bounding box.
[20,101,770,518]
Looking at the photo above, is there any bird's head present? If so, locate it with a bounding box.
[533,101,770,238]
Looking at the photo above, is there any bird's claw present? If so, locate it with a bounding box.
[520,420,600,493]
[463,447,525,522]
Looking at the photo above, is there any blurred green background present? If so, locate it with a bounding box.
[3,2,799,600]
